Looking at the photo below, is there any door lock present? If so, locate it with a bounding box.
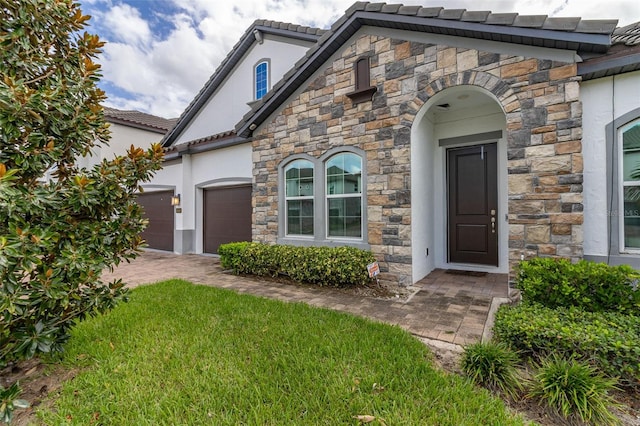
[491,210,496,233]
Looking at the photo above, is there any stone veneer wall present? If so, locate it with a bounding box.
[252,34,583,286]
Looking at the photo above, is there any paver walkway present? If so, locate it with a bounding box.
[103,251,511,348]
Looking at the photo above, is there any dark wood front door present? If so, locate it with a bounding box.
[447,144,498,266]
[203,185,252,254]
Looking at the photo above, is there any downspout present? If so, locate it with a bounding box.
[608,75,616,264]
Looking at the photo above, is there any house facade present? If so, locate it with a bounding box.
[154,2,640,288]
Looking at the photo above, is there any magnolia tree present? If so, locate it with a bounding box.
[0,0,163,419]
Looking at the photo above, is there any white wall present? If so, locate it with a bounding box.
[176,35,314,143]
[176,143,253,253]
[410,115,435,282]
[78,122,164,169]
[582,70,640,258]
[191,143,253,186]
[141,161,182,194]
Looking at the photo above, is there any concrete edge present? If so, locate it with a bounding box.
[416,336,464,353]
[402,285,423,304]
[482,297,510,343]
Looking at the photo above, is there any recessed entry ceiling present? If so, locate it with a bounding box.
[429,89,502,121]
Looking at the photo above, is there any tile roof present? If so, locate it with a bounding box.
[612,21,640,46]
[161,1,634,154]
[236,1,620,138]
[163,130,245,161]
[578,21,640,80]
[342,2,618,34]
[104,107,177,134]
[161,20,325,148]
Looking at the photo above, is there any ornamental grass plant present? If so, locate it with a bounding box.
[460,341,524,399]
[528,355,621,425]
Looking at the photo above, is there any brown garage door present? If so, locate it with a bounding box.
[204,185,252,254]
[136,190,174,251]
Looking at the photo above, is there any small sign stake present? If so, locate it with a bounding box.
[367,262,380,284]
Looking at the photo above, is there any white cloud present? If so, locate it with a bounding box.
[103,3,152,47]
[85,0,639,118]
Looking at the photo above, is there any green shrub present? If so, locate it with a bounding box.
[516,258,640,314]
[217,242,376,287]
[460,341,523,399]
[528,355,620,425]
[218,242,251,271]
[494,303,640,384]
[515,258,640,313]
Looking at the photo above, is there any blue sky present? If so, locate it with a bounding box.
[77,0,640,118]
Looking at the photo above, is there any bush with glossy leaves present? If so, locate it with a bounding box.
[0,0,163,420]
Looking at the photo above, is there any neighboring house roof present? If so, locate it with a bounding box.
[579,21,640,80]
[235,1,619,138]
[104,107,177,134]
[161,20,326,148]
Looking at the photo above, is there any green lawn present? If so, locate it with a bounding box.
[40,280,525,425]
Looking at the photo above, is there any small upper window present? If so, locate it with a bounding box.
[255,61,268,100]
[621,120,640,251]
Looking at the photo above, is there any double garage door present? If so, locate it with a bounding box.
[137,186,251,253]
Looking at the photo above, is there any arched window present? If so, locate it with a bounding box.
[278,149,367,247]
[284,159,314,236]
[326,153,362,238]
[255,61,269,100]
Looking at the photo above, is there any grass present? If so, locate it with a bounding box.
[39,280,525,425]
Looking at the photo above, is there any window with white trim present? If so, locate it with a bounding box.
[255,61,268,100]
[285,159,314,236]
[620,119,640,251]
[326,153,362,238]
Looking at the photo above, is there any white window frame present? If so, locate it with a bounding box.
[254,60,269,101]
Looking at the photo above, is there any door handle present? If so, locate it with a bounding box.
[491,210,496,234]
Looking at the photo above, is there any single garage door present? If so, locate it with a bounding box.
[136,190,174,251]
[204,185,252,254]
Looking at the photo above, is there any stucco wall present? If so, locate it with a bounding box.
[175,35,314,143]
[179,144,252,253]
[252,33,584,286]
[78,122,164,169]
[582,70,640,261]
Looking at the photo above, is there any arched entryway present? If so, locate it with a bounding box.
[411,85,509,282]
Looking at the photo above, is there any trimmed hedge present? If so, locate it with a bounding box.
[218,242,376,287]
[494,303,640,385]
[515,258,640,313]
